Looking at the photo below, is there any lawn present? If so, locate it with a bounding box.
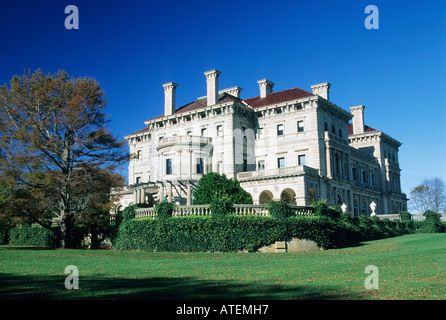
[0,233,445,300]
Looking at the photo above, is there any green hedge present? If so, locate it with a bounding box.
[8,225,60,247]
[114,214,412,252]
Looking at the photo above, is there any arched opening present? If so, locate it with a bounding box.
[259,190,274,204]
[280,188,296,205]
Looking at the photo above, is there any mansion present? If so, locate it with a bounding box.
[116,69,408,216]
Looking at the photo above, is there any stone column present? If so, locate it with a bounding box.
[186,184,192,206]
[167,185,172,203]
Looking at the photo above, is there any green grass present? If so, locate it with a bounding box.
[0,233,445,300]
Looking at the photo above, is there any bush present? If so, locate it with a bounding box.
[193,172,253,205]
[311,199,340,219]
[115,215,286,252]
[154,201,177,219]
[209,199,232,219]
[9,225,59,247]
[399,211,412,222]
[420,210,444,233]
[267,200,291,219]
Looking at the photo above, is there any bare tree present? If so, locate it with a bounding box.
[410,177,446,214]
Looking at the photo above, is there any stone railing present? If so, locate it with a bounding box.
[135,204,314,219]
[237,165,319,180]
[375,214,446,221]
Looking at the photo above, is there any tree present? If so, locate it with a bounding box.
[410,177,446,214]
[0,69,127,248]
[192,172,253,205]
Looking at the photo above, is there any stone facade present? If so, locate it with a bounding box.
[117,69,407,216]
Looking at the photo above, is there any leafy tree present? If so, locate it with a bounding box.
[192,172,253,205]
[0,69,127,248]
[410,177,446,214]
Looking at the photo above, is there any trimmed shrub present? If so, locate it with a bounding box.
[209,199,231,220]
[9,225,59,247]
[399,211,412,223]
[420,210,444,233]
[268,200,291,219]
[154,201,176,219]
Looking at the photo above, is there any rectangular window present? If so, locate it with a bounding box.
[278,157,285,169]
[298,154,307,166]
[186,130,192,136]
[243,159,248,172]
[135,177,141,184]
[258,160,265,170]
[136,150,142,159]
[166,159,172,175]
[196,158,204,174]
[297,120,304,132]
[257,127,264,138]
[201,128,207,137]
[338,128,342,138]
[277,124,284,136]
[216,125,223,137]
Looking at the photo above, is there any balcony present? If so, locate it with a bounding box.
[156,135,212,151]
[237,165,319,180]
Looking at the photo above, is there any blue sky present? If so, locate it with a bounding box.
[0,0,445,198]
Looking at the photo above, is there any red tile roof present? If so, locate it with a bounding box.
[243,87,315,109]
[348,123,378,135]
[128,87,315,136]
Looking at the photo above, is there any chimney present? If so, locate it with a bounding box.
[350,105,365,134]
[162,82,179,116]
[310,82,331,100]
[257,79,274,98]
[219,86,243,98]
[204,69,221,106]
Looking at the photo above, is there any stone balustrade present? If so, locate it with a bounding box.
[134,204,314,219]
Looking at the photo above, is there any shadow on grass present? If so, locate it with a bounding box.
[0,273,366,300]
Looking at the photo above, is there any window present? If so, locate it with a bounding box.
[275,108,282,114]
[136,150,142,159]
[216,125,223,137]
[257,127,264,138]
[186,130,192,136]
[338,128,342,138]
[243,159,248,172]
[277,124,284,136]
[298,154,307,166]
[196,158,204,174]
[258,160,265,170]
[278,157,285,169]
[352,167,357,181]
[216,109,222,115]
[200,113,206,118]
[332,125,336,134]
[361,170,367,184]
[370,171,375,186]
[166,159,172,175]
[297,120,304,133]
[201,128,207,137]
[324,122,328,132]
[135,177,141,184]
